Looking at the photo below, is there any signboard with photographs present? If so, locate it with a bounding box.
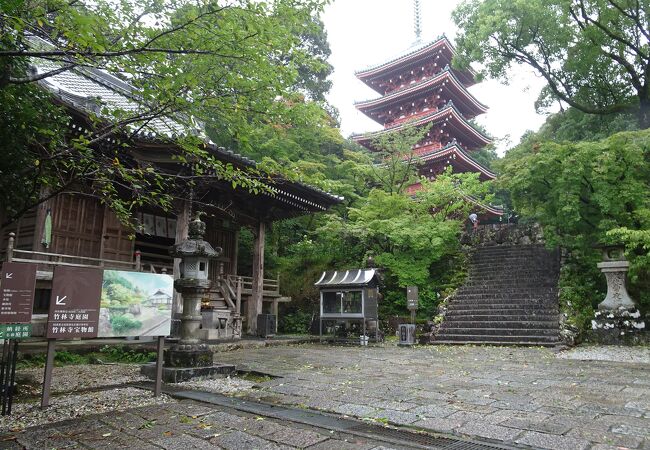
[47,268,173,339]
[98,270,173,338]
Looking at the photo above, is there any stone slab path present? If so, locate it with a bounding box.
[0,399,405,449]
[215,344,650,450]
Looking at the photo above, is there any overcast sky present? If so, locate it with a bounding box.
[321,0,550,154]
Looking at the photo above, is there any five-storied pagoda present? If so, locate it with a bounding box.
[352,1,503,219]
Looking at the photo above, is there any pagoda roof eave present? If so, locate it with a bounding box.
[407,183,503,216]
[418,143,497,180]
[463,194,504,216]
[351,105,492,147]
[354,68,487,115]
[355,36,477,83]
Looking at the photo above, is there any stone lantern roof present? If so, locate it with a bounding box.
[169,216,222,259]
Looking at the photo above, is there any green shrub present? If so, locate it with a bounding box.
[99,345,156,363]
[278,311,312,334]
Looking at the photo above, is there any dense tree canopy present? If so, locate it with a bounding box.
[0,0,329,226]
[499,126,650,329]
[453,0,650,127]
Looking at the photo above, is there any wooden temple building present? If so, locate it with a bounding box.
[0,46,341,339]
[352,27,503,220]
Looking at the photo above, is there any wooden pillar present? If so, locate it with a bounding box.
[247,221,265,335]
[172,201,190,317]
[231,227,240,275]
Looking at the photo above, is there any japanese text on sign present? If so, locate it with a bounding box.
[0,262,36,324]
[47,266,102,339]
[0,324,32,339]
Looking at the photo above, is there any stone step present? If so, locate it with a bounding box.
[429,244,560,347]
[469,266,555,277]
[462,283,558,289]
[450,294,558,300]
[444,313,559,321]
[437,327,558,337]
[470,252,558,264]
[447,303,557,311]
[441,320,558,329]
[464,284,558,289]
[467,270,557,277]
[445,306,558,313]
[431,339,558,347]
[453,291,557,298]
[471,246,551,254]
[471,255,556,262]
[434,333,559,343]
[447,303,557,310]
[455,289,556,296]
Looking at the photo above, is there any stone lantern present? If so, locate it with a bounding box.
[160,214,234,380]
[590,244,646,344]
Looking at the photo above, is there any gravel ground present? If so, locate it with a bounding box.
[1,364,259,433]
[557,344,650,364]
[17,363,150,394]
[177,376,256,395]
[0,387,175,432]
[2,364,174,432]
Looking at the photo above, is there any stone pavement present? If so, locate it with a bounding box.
[215,344,650,450]
[0,399,406,449]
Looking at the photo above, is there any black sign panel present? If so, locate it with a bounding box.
[47,266,102,339]
[0,262,37,324]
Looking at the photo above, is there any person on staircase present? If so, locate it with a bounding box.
[469,213,479,232]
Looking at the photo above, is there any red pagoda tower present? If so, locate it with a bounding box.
[352,12,503,219]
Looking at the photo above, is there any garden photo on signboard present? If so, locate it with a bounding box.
[98,270,174,337]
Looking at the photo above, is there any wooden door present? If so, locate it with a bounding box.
[50,194,103,258]
[100,208,134,263]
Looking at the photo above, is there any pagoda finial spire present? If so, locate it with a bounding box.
[413,0,422,41]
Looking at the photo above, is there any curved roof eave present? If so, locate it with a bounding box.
[351,105,492,145]
[418,143,497,180]
[354,68,487,113]
[356,36,452,78]
[355,35,477,82]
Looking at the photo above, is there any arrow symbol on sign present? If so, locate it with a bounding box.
[5,273,12,279]
[55,295,67,305]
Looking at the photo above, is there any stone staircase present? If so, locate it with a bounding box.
[434,244,560,346]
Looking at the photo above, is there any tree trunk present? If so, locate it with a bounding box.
[639,96,650,129]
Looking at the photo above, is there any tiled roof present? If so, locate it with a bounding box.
[29,38,342,207]
[37,59,188,138]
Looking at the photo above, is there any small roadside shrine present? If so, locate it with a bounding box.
[315,269,380,344]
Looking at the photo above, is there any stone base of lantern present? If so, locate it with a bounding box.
[140,362,236,383]
[164,347,214,367]
[589,307,648,345]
